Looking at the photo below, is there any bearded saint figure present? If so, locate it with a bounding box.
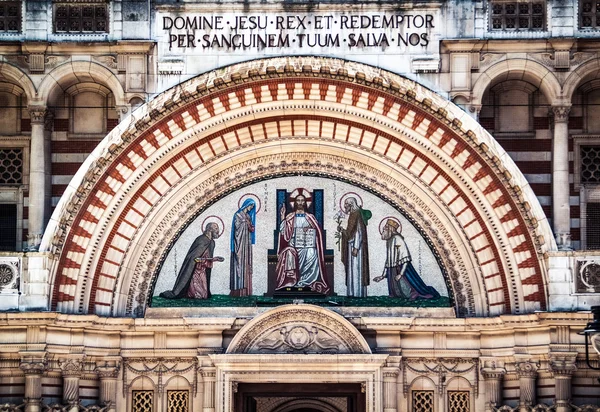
[275,194,330,294]
[339,197,371,297]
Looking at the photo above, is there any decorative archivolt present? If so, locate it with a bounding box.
[42,57,552,317]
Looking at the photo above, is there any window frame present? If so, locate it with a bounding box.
[52,0,109,34]
[488,0,547,32]
[579,0,600,29]
[0,1,22,33]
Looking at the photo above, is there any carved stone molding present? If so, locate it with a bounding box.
[123,357,198,397]
[226,304,371,355]
[402,357,479,396]
[92,55,118,70]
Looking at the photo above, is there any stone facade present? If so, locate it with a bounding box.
[0,1,599,411]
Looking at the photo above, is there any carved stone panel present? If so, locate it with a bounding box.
[226,304,371,354]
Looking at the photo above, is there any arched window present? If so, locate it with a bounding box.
[0,84,25,135]
[64,83,118,136]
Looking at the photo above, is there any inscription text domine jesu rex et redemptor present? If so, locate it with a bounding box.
[162,13,435,50]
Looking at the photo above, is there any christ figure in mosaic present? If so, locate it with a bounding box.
[275,194,330,294]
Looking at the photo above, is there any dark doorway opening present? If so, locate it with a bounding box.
[234,383,365,412]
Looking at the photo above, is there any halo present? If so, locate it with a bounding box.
[201,215,225,236]
[379,217,402,235]
[238,193,261,214]
[288,188,312,209]
[339,192,363,212]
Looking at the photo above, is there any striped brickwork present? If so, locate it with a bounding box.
[45,61,550,317]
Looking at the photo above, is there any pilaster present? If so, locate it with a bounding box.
[201,367,216,412]
[383,366,400,412]
[96,360,121,412]
[480,363,506,412]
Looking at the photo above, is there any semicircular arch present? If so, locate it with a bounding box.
[563,58,600,101]
[471,58,561,106]
[0,62,36,101]
[42,57,552,318]
[38,61,126,106]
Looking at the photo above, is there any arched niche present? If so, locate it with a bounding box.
[41,57,552,318]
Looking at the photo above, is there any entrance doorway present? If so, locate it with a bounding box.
[234,383,366,412]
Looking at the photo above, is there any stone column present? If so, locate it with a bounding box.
[481,366,506,411]
[96,361,120,412]
[383,367,399,412]
[549,354,577,412]
[515,361,538,412]
[201,367,216,412]
[27,107,52,251]
[60,359,83,412]
[551,105,572,250]
[19,359,47,412]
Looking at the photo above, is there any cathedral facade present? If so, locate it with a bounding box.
[0,1,599,411]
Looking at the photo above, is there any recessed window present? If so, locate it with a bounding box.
[132,390,153,412]
[54,2,108,33]
[167,390,189,412]
[448,391,470,412]
[581,146,600,185]
[0,149,23,185]
[580,0,600,28]
[0,204,17,251]
[412,391,434,412]
[0,2,21,33]
[490,1,545,31]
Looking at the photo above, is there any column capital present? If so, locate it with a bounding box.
[28,106,47,125]
[95,360,121,379]
[515,360,539,378]
[549,353,577,376]
[59,358,84,378]
[200,367,216,379]
[19,359,47,375]
[550,105,571,123]
[481,366,506,380]
[382,366,400,378]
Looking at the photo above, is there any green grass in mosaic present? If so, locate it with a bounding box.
[151,294,451,308]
